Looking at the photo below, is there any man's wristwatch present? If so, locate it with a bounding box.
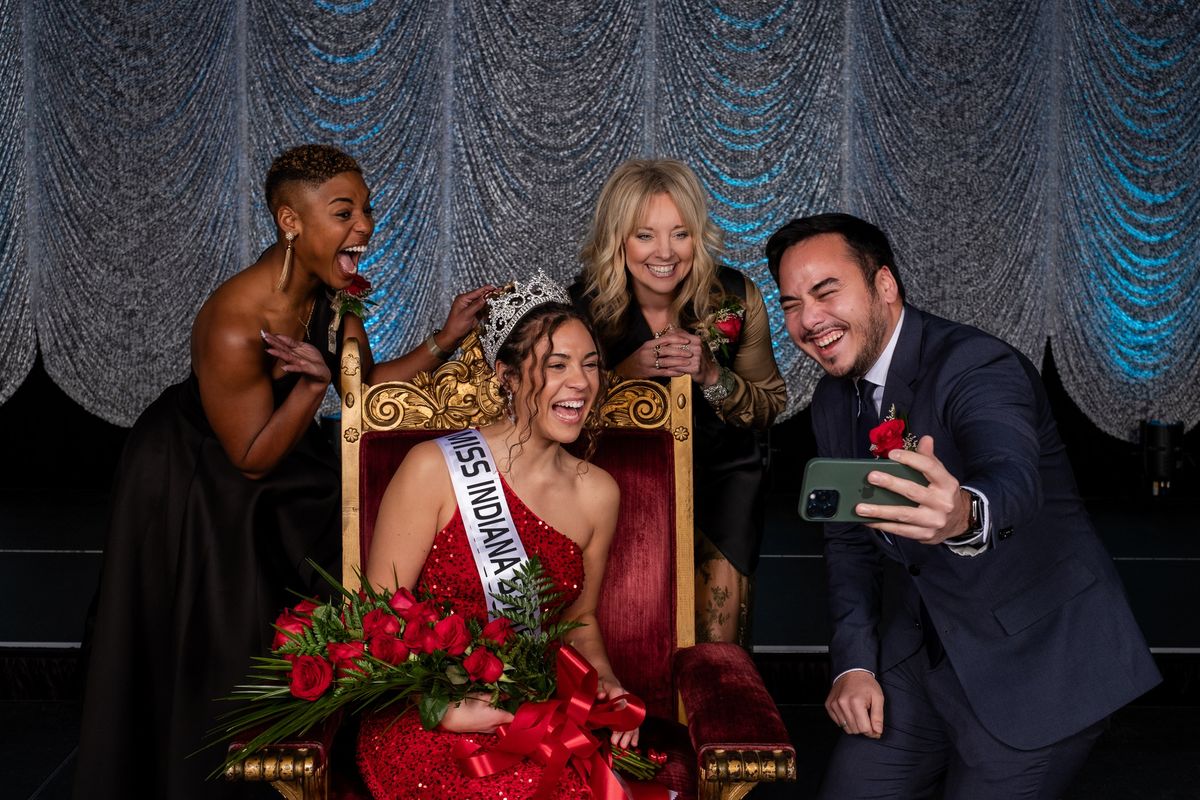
[945,489,984,544]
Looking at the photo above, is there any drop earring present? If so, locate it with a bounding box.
[276,231,296,291]
[501,385,515,423]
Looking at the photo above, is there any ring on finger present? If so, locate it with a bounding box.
[678,343,690,352]
[654,357,661,370]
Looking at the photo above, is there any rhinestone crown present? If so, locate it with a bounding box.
[480,269,572,366]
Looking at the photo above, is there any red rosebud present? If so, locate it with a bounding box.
[327,641,367,677]
[288,655,333,701]
[714,314,742,342]
[292,599,320,617]
[369,635,410,666]
[398,600,439,626]
[869,418,907,459]
[432,614,471,656]
[387,587,418,616]
[648,748,667,766]
[402,621,440,655]
[480,617,515,647]
[272,610,311,651]
[462,648,504,683]
[362,608,401,639]
[346,274,372,297]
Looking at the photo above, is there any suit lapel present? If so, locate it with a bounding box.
[881,305,923,422]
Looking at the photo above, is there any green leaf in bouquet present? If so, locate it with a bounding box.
[418,691,450,730]
[446,663,469,686]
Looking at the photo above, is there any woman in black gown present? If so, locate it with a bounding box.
[73,145,491,799]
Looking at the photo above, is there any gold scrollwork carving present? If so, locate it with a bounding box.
[341,352,361,376]
[673,425,690,441]
[599,379,669,429]
[354,334,678,436]
[362,332,504,431]
[343,427,360,443]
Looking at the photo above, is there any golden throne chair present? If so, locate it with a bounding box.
[227,332,796,799]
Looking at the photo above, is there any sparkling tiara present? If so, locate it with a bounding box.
[480,270,572,366]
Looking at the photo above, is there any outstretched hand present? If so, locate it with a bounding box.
[855,435,972,545]
[261,331,331,387]
[439,285,497,345]
[596,675,639,749]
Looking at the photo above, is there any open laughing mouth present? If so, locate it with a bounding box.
[810,328,845,351]
[337,245,367,277]
[551,399,586,424]
[646,263,677,278]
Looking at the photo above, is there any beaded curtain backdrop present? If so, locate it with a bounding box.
[0,0,1197,440]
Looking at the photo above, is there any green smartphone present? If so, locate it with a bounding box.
[799,458,928,523]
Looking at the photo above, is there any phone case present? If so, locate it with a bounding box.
[798,458,928,523]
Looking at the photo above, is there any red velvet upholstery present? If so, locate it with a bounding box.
[674,644,794,758]
[357,427,679,721]
[359,429,432,559]
[582,430,677,721]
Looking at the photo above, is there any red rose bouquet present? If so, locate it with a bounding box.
[214,559,662,783]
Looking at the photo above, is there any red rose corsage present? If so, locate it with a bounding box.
[868,405,919,458]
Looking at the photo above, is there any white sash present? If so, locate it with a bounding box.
[435,428,535,625]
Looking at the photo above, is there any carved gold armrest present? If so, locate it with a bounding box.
[225,746,328,800]
[698,748,797,800]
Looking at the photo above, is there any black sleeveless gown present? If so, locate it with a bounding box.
[73,297,345,799]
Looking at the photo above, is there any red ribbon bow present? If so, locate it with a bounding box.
[453,645,668,800]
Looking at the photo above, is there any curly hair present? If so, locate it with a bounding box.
[495,303,608,466]
[264,144,363,213]
[578,159,724,340]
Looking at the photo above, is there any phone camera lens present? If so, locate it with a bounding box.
[805,489,839,519]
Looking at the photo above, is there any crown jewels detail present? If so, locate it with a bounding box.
[480,270,571,365]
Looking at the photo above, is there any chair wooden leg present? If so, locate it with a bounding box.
[699,748,797,799]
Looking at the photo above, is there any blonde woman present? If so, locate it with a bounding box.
[570,158,786,644]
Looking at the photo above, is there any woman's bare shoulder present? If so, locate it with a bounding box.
[191,265,269,352]
[573,457,619,510]
[396,439,452,480]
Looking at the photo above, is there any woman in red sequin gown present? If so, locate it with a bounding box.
[356,299,637,799]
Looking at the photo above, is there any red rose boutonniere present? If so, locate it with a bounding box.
[700,295,746,361]
[328,275,375,352]
[869,405,919,458]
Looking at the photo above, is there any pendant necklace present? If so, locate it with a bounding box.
[298,298,316,341]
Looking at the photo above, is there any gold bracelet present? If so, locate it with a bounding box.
[424,331,454,361]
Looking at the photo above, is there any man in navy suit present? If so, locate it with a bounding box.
[766,213,1160,799]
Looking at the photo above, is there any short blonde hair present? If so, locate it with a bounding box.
[579,159,724,339]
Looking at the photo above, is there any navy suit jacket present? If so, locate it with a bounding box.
[812,305,1160,750]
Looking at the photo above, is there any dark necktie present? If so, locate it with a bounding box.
[856,379,945,667]
[855,379,880,458]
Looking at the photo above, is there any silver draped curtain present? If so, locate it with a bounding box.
[1,0,1197,441]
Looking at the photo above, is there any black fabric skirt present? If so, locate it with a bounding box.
[73,374,340,799]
